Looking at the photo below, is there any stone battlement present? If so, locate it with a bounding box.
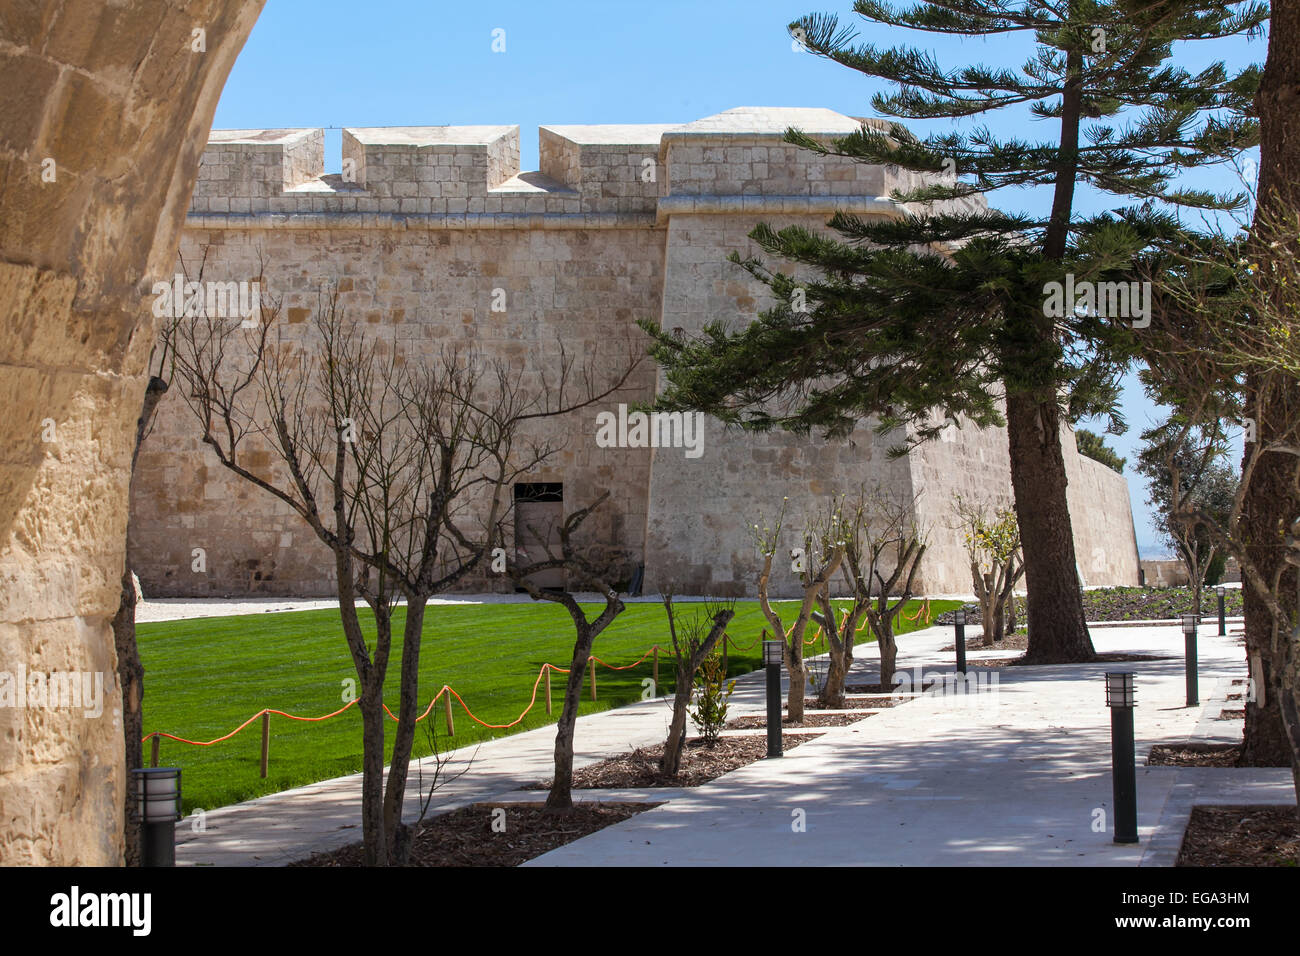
[189,107,984,225]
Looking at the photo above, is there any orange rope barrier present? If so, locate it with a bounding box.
[143,699,364,747]
[588,646,658,671]
[727,633,760,651]
[904,597,931,622]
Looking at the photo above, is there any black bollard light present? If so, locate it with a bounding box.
[1216,585,1227,636]
[953,608,967,675]
[1105,672,1139,845]
[133,766,181,866]
[763,640,783,758]
[1181,613,1199,707]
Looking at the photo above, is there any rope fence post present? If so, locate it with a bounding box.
[260,711,270,779]
[150,735,159,768]
[544,666,553,714]
[652,645,659,691]
[589,657,597,701]
[444,689,455,737]
[723,634,729,675]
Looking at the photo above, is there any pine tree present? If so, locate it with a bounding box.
[643,0,1262,662]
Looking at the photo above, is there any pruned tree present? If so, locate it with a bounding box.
[954,495,1025,647]
[170,278,640,862]
[507,493,632,811]
[752,499,844,722]
[813,488,926,703]
[658,593,736,776]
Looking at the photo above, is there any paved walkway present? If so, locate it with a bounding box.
[176,619,1293,867]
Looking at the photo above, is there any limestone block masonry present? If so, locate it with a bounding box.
[0,0,266,866]
[130,107,1139,601]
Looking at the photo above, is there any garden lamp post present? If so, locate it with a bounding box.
[1181,613,1199,707]
[1216,586,1226,636]
[763,639,783,758]
[953,609,967,674]
[1105,672,1139,845]
[133,767,181,867]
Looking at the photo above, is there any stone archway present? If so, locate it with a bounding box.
[0,0,265,865]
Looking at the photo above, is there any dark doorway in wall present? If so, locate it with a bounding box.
[514,483,564,591]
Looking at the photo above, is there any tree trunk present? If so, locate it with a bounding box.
[818,645,848,709]
[112,567,144,867]
[879,630,898,689]
[383,600,425,863]
[660,676,692,777]
[981,572,996,647]
[992,601,1006,643]
[1005,391,1095,663]
[548,627,595,811]
[116,374,169,865]
[787,658,806,722]
[359,686,388,866]
[1242,0,1300,774]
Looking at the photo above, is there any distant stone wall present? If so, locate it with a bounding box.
[133,221,663,596]
[1140,558,1241,587]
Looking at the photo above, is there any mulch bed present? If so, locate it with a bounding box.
[941,632,1030,652]
[1146,741,1292,768]
[1218,708,1246,720]
[803,695,903,710]
[524,733,821,790]
[1148,743,1242,767]
[963,652,1177,667]
[288,801,659,867]
[845,683,905,694]
[1176,805,1300,867]
[728,711,876,729]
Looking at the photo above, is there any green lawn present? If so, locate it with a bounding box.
[138,597,958,813]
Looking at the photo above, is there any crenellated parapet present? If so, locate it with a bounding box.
[341,125,519,197]
[195,128,325,199]
[186,107,986,227]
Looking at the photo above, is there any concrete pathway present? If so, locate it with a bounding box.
[529,624,1292,866]
[175,618,1294,867]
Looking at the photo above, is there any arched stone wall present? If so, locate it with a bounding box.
[0,0,264,865]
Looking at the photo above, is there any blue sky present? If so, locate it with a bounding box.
[213,1,1266,554]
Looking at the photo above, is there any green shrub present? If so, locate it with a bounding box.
[689,654,736,747]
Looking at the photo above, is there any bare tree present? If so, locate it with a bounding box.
[411,718,478,828]
[752,499,844,722]
[814,488,927,703]
[170,278,640,861]
[658,593,736,776]
[507,493,632,811]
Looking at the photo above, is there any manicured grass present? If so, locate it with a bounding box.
[137,597,957,813]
